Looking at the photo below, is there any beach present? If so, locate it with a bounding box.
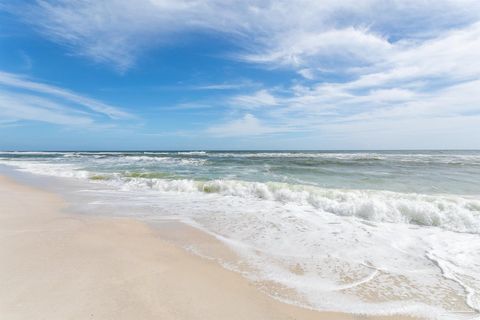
[1,151,479,319]
[0,174,416,320]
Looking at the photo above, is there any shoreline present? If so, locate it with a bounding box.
[0,174,419,319]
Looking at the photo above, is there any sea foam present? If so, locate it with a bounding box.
[110,177,480,234]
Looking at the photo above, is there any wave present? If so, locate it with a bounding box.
[2,158,479,233]
[3,151,480,165]
[201,152,480,164]
[176,151,207,155]
[112,177,480,234]
[0,151,62,155]
[0,161,91,179]
[97,155,206,165]
[204,152,386,159]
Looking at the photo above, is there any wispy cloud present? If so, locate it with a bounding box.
[151,80,260,92]
[207,114,286,137]
[0,72,131,119]
[189,81,258,91]
[229,90,278,109]
[8,0,480,72]
[0,71,133,127]
[240,27,393,74]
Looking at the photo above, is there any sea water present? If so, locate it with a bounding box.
[1,150,479,319]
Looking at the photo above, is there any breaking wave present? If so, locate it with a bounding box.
[112,177,480,234]
[1,158,479,233]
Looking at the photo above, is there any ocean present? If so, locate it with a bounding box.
[1,150,479,318]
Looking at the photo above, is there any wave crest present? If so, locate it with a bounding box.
[115,177,480,233]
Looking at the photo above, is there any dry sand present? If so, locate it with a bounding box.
[0,175,418,320]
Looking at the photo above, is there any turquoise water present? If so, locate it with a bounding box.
[2,150,480,194]
[1,150,479,318]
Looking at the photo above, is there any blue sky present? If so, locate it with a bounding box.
[1,0,480,150]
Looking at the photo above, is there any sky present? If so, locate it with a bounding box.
[0,0,480,150]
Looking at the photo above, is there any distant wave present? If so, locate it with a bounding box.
[3,151,480,165]
[176,151,207,155]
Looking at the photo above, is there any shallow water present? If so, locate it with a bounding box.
[1,150,479,319]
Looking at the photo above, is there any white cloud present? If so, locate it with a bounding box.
[230,90,278,108]
[344,22,480,90]
[0,91,94,126]
[0,71,132,127]
[298,69,315,80]
[205,23,480,141]
[10,0,480,71]
[241,27,393,73]
[0,72,131,119]
[207,114,283,137]
[186,80,259,91]
[15,0,250,70]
